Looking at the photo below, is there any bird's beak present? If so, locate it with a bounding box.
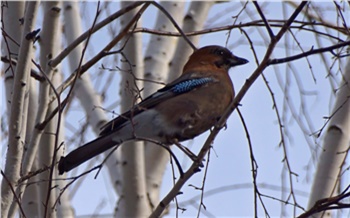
[229,55,249,66]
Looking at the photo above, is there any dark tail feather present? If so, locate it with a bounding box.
[58,135,119,174]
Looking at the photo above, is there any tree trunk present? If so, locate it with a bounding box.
[307,55,350,218]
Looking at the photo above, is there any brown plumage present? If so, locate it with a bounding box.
[58,45,248,174]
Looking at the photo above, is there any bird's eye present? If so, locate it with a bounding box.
[211,47,230,57]
[216,49,225,56]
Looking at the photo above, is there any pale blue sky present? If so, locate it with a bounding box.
[1,1,349,217]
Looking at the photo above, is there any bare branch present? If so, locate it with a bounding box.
[150,2,308,216]
[298,186,350,218]
[42,3,151,128]
[49,1,145,68]
[150,2,196,51]
[253,2,275,39]
[268,41,350,66]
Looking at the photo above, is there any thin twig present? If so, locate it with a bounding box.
[41,3,151,128]
[150,1,196,51]
[268,41,350,65]
[297,185,350,218]
[253,2,275,39]
[49,1,145,68]
[132,19,347,41]
[1,170,26,218]
[150,2,308,217]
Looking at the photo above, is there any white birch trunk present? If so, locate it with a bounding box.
[307,56,350,217]
[35,2,62,217]
[115,2,150,217]
[62,1,108,155]
[168,1,214,81]
[20,78,40,217]
[52,71,71,218]
[1,4,26,216]
[1,1,25,118]
[143,1,185,209]
[1,3,36,216]
[60,3,109,216]
[1,2,39,217]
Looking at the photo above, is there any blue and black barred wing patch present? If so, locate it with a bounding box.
[137,77,215,109]
[169,77,214,94]
[100,77,215,135]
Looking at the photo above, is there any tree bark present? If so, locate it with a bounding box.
[307,54,350,218]
[1,2,39,217]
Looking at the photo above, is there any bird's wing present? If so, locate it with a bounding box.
[99,74,217,136]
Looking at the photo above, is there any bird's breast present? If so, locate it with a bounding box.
[154,83,233,142]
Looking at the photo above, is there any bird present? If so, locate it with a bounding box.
[58,45,248,175]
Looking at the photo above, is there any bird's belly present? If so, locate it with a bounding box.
[113,105,220,145]
[113,109,173,144]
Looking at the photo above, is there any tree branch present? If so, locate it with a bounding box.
[253,2,275,39]
[268,41,350,65]
[150,2,308,217]
[298,185,350,218]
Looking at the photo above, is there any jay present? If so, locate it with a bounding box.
[58,45,248,174]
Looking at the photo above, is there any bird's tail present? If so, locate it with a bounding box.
[58,134,121,175]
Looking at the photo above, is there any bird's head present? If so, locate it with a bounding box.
[183,45,248,72]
